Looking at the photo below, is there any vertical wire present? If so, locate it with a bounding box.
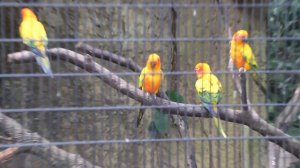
[158,1,165,167]
[141,1,147,167]
[199,2,206,168]
[216,2,222,167]
[0,5,3,110]
[233,3,238,168]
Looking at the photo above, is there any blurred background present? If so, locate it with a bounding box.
[0,0,299,167]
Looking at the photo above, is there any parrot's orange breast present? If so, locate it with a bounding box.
[143,73,161,94]
[230,43,251,71]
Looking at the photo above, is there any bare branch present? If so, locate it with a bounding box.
[0,136,13,142]
[0,112,102,168]
[76,42,141,72]
[275,86,300,129]
[0,147,19,163]
[240,72,249,112]
[7,48,300,159]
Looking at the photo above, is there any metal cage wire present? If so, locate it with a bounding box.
[0,1,299,168]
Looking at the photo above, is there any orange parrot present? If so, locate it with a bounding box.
[230,30,266,94]
[136,53,163,127]
[230,30,257,71]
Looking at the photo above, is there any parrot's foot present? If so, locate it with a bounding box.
[152,93,157,100]
[238,67,246,77]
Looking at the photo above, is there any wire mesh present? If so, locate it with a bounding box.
[0,0,299,168]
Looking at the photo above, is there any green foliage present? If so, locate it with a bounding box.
[288,161,300,168]
[267,0,300,122]
[148,90,186,138]
[148,108,170,138]
[165,90,185,103]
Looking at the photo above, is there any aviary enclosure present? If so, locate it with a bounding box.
[0,0,299,168]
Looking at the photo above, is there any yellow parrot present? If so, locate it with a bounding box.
[195,63,227,138]
[19,8,53,77]
[230,30,266,94]
[136,53,163,127]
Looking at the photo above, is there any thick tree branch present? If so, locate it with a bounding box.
[0,112,101,168]
[275,86,300,130]
[7,49,300,159]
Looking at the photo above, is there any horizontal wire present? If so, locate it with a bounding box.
[1,37,299,43]
[1,103,299,114]
[0,2,298,8]
[0,135,299,148]
[0,70,299,78]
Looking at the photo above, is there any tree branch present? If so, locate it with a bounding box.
[275,86,300,130]
[240,72,249,112]
[75,43,171,100]
[0,147,19,163]
[76,42,141,72]
[7,48,300,159]
[0,112,102,168]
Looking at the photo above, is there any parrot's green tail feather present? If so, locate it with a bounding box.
[212,116,227,138]
[136,106,145,127]
[33,49,53,78]
[204,103,227,138]
[252,72,266,95]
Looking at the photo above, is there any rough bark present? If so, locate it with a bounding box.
[0,112,102,168]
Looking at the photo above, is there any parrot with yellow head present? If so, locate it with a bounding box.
[195,63,227,138]
[19,8,53,77]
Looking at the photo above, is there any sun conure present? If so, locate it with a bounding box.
[195,63,227,138]
[136,53,163,127]
[230,30,266,94]
[19,8,53,77]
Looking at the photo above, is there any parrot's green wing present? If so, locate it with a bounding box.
[242,44,258,70]
[138,68,146,89]
[197,91,221,105]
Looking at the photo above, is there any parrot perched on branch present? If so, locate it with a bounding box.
[194,63,227,138]
[230,30,266,94]
[19,8,53,77]
[136,53,163,127]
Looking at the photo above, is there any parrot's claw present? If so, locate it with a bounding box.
[238,67,246,77]
[238,67,246,73]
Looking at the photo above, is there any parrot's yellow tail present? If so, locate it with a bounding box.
[212,116,227,138]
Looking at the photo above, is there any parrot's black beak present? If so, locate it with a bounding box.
[151,61,157,68]
[242,37,248,43]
